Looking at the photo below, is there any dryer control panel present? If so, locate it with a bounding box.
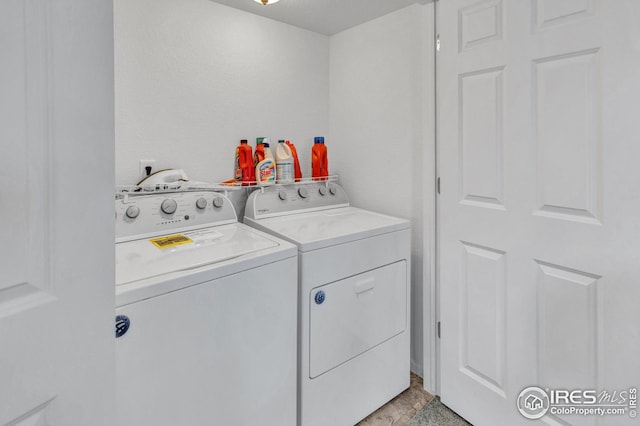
[115,191,237,242]
[245,182,349,220]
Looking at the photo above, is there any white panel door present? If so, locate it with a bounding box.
[0,0,114,424]
[438,1,640,425]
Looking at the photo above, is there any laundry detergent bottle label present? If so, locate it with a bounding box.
[256,159,276,186]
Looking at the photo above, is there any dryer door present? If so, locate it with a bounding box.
[309,260,407,379]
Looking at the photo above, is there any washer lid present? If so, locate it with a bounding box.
[116,224,280,286]
[247,206,409,252]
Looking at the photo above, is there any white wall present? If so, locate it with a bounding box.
[114,0,329,185]
[329,4,435,382]
[115,0,436,388]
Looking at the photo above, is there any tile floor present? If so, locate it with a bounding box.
[408,397,472,426]
[357,374,434,426]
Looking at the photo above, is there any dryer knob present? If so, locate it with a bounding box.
[115,315,130,338]
[278,191,288,201]
[125,205,140,219]
[160,199,177,215]
[318,186,327,196]
[298,187,309,198]
[196,197,207,210]
[212,197,224,208]
[329,186,337,196]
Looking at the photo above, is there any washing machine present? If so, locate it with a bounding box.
[114,190,297,426]
[244,182,411,426]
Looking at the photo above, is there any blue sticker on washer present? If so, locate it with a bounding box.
[314,290,326,305]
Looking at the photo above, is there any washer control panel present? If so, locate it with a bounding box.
[245,182,349,220]
[115,191,236,242]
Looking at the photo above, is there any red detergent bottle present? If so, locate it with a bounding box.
[235,139,255,185]
[312,137,328,180]
[254,137,266,166]
[285,140,303,181]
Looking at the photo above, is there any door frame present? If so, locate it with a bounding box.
[421,0,439,395]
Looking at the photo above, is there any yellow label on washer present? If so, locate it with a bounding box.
[149,234,193,249]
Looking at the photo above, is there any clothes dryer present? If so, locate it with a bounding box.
[244,182,410,426]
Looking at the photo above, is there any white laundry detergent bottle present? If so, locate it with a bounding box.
[256,142,276,186]
[275,139,294,184]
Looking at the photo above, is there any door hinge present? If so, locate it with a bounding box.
[437,177,441,194]
[436,34,440,52]
[437,321,441,338]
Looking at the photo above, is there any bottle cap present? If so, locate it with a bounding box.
[264,142,270,148]
[256,137,265,144]
[241,139,248,144]
[314,137,325,144]
[263,137,271,144]
[278,139,285,143]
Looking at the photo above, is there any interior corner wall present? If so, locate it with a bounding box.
[114,0,329,186]
[329,3,433,378]
[115,0,434,384]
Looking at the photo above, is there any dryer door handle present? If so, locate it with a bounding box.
[353,277,376,294]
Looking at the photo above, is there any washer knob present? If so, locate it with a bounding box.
[329,186,337,196]
[160,199,177,215]
[318,186,327,196]
[278,191,288,201]
[196,197,207,210]
[125,205,140,219]
[212,197,224,208]
[298,187,309,198]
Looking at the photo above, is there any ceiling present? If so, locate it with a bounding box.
[209,0,426,36]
